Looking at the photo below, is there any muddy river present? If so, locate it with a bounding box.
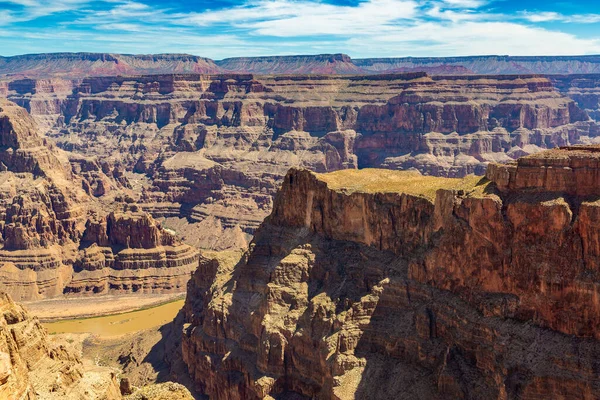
[44,299,185,337]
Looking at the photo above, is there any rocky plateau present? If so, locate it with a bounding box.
[0,53,220,79]
[4,53,600,77]
[180,145,600,399]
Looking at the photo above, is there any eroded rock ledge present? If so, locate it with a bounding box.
[487,145,600,195]
[181,146,600,399]
[273,153,600,337]
[0,292,122,399]
[0,99,199,300]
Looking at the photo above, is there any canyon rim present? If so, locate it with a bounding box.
[2,0,600,398]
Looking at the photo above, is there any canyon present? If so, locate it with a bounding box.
[0,290,193,399]
[180,146,600,399]
[0,291,122,399]
[0,97,199,301]
[2,51,600,398]
[2,72,598,252]
[7,145,600,399]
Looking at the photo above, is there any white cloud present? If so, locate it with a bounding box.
[350,21,600,56]
[1,0,126,21]
[0,10,16,26]
[2,0,600,58]
[178,0,418,36]
[521,11,600,24]
[521,11,561,22]
[242,0,418,37]
[426,6,487,22]
[439,0,487,9]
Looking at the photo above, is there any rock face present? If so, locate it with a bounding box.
[180,148,600,399]
[5,53,600,77]
[4,73,596,250]
[487,145,600,195]
[217,54,364,74]
[0,99,65,175]
[550,75,600,122]
[0,53,221,79]
[68,207,199,296]
[0,292,122,399]
[355,55,600,75]
[5,78,78,132]
[0,99,199,300]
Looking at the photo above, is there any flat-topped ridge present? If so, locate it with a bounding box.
[218,53,353,63]
[355,55,600,64]
[314,168,485,200]
[5,52,600,78]
[487,145,600,196]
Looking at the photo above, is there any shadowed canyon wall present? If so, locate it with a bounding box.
[179,146,600,399]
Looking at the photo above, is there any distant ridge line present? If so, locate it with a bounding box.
[2,52,600,77]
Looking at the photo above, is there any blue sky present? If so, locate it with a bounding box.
[0,0,599,58]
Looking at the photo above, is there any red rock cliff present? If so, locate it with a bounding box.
[180,148,600,399]
[0,292,122,399]
[5,73,595,251]
[0,100,199,300]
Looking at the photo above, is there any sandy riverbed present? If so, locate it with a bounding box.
[24,292,185,322]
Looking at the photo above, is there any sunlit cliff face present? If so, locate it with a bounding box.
[180,152,600,399]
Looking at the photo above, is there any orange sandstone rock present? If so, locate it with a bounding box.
[180,150,600,398]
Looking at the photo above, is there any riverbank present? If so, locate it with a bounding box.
[25,292,185,322]
[44,298,185,337]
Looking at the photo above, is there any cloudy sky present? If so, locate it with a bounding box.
[0,0,599,58]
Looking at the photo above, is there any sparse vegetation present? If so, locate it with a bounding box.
[316,168,491,201]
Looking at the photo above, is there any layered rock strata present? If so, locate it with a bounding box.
[487,145,600,195]
[0,99,198,300]
[217,54,364,74]
[5,73,595,249]
[68,208,200,295]
[355,55,600,75]
[550,75,600,121]
[0,53,220,79]
[180,147,600,399]
[5,53,600,77]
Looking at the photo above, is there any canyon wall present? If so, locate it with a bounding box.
[0,292,122,399]
[5,53,600,77]
[217,54,365,74]
[355,55,600,75]
[3,73,596,250]
[550,75,600,122]
[0,99,199,300]
[180,146,600,399]
[0,53,221,79]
